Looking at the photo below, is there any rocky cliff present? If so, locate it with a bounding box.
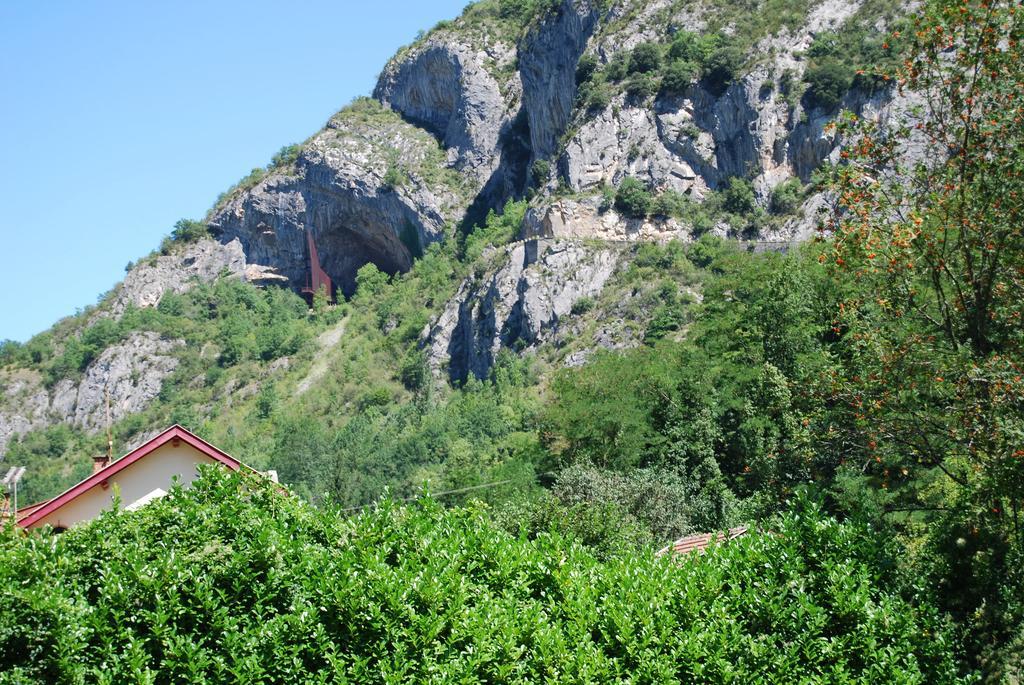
[2,0,909,453]
[106,0,903,316]
[424,239,620,381]
[207,101,473,296]
[0,332,183,454]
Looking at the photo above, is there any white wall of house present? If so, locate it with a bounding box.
[31,443,223,529]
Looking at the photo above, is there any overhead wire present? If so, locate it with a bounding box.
[338,471,556,513]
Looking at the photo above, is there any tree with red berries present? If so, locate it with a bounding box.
[822,0,1024,666]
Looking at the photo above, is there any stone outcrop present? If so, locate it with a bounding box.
[519,0,601,161]
[557,74,862,217]
[208,107,470,296]
[70,332,183,430]
[561,99,713,199]
[0,333,183,453]
[523,197,692,242]
[423,239,620,382]
[0,372,50,456]
[375,37,519,182]
[112,238,285,317]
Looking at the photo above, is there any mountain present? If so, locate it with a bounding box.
[0,0,906,493]
[5,0,1024,677]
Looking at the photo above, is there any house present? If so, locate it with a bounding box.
[657,526,749,557]
[16,424,271,531]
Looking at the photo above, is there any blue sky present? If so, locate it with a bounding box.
[0,0,466,342]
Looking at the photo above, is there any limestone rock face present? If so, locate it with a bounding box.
[0,333,183,453]
[523,197,692,242]
[550,0,902,242]
[375,38,518,182]
[113,239,248,316]
[519,0,601,161]
[71,332,183,430]
[423,239,620,382]
[208,108,469,296]
[0,374,49,456]
[562,78,859,206]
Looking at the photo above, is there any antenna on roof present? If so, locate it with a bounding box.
[105,386,113,462]
[1,465,26,519]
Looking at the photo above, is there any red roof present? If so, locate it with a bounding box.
[13,499,48,523]
[657,526,749,556]
[17,425,243,529]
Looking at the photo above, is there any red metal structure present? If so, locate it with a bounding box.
[301,230,333,304]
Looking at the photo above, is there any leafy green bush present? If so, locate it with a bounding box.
[614,177,653,217]
[355,263,390,299]
[570,296,594,315]
[721,177,758,214]
[530,158,550,185]
[462,199,527,261]
[625,71,658,99]
[803,59,852,110]
[575,53,599,84]
[382,160,408,190]
[357,385,392,410]
[0,470,966,683]
[496,0,559,26]
[651,188,690,217]
[645,301,689,343]
[549,463,735,542]
[667,30,720,65]
[628,42,662,74]
[269,143,301,169]
[802,21,904,99]
[604,51,629,82]
[170,218,209,243]
[660,59,699,95]
[579,79,611,111]
[703,44,745,96]
[769,177,804,214]
[0,339,20,367]
[399,349,428,391]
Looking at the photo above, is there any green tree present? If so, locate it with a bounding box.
[614,177,653,217]
[354,263,389,299]
[661,59,699,95]
[628,42,662,74]
[625,72,658,99]
[822,0,1024,666]
[667,30,719,65]
[703,44,744,96]
[769,178,803,214]
[803,59,852,110]
[721,177,757,214]
[575,53,599,84]
[580,80,611,111]
[170,218,209,243]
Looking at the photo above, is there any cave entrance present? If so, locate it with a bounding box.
[314,221,414,299]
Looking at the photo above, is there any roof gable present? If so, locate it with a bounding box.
[18,425,242,529]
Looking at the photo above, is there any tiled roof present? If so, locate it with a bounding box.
[657,526,749,556]
[15,500,48,521]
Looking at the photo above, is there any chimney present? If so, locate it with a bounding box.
[92,454,109,475]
